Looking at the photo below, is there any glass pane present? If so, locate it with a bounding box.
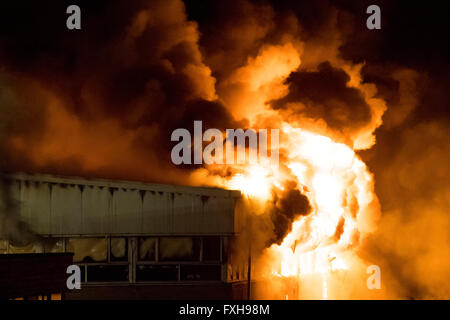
[67,238,107,263]
[180,265,222,281]
[159,237,200,262]
[87,265,129,282]
[8,242,39,253]
[139,237,156,261]
[110,238,127,261]
[136,265,179,282]
[0,240,7,253]
[203,236,221,261]
[43,238,64,253]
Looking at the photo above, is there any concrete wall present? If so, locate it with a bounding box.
[2,173,241,236]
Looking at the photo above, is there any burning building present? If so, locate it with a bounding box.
[0,172,254,299]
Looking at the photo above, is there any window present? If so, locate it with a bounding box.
[159,237,200,262]
[67,238,107,263]
[180,265,221,281]
[87,265,129,282]
[136,265,179,282]
[58,236,226,283]
[0,240,7,254]
[138,237,156,261]
[110,237,127,261]
[65,237,128,283]
[8,242,39,254]
[78,265,86,283]
[43,238,64,253]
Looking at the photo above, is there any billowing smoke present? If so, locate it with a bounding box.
[342,2,450,298]
[270,62,373,146]
[0,178,39,246]
[0,0,243,184]
[0,73,46,245]
[270,181,311,244]
[358,73,450,298]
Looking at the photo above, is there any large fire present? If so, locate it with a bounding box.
[219,123,380,299]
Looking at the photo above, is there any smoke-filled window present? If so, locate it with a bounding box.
[67,238,107,263]
[8,242,40,254]
[139,237,156,261]
[159,237,200,262]
[110,237,127,261]
[43,238,64,253]
[0,240,7,253]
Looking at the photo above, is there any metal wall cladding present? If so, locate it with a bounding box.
[5,174,240,236]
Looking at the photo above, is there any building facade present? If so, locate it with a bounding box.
[0,173,251,299]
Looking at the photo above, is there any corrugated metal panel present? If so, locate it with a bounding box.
[51,184,82,234]
[81,186,110,234]
[19,181,51,234]
[141,191,170,233]
[2,173,240,236]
